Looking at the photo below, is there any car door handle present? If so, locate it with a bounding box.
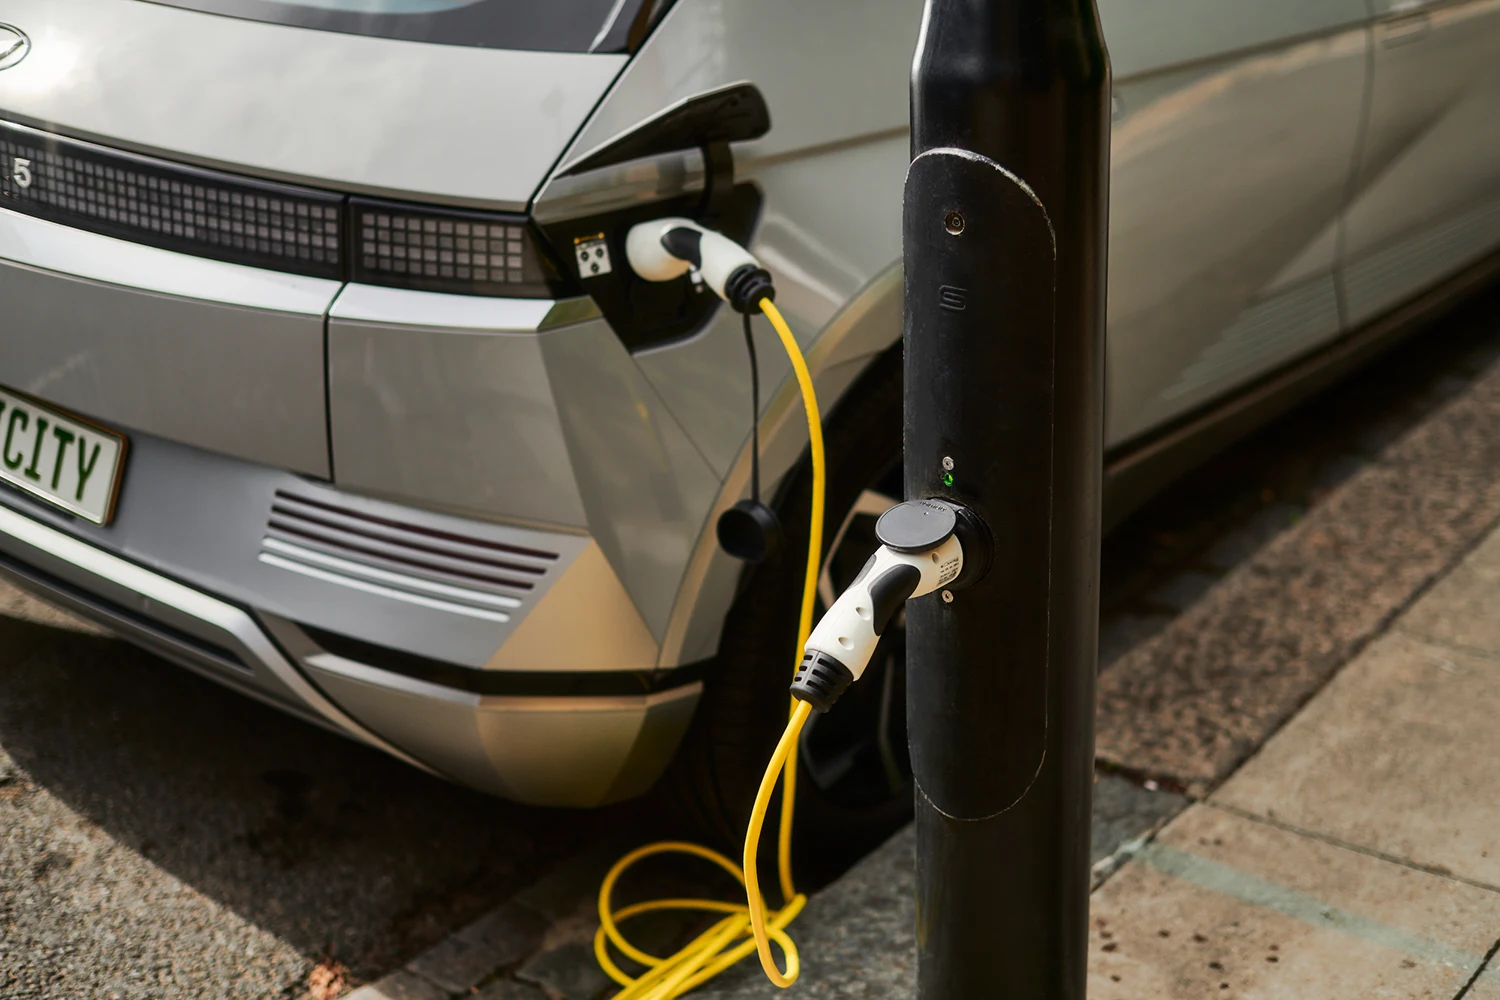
[1382,10,1432,47]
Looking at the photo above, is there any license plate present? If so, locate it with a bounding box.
[0,387,127,524]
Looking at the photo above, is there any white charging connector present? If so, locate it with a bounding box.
[624,217,774,313]
[792,498,984,713]
[809,537,961,675]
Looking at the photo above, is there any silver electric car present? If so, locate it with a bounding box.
[1,0,1498,850]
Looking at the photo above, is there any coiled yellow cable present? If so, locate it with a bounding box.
[593,297,825,997]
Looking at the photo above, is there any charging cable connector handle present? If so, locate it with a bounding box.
[792,498,990,713]
[793,534,962,712]
[625,217,775,313]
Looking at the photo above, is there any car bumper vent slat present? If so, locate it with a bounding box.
[259,487,561,622]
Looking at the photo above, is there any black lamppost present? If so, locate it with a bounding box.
[903,1,1110,995]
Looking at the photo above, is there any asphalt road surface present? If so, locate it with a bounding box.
[3,284,1499,999]
[0,611,633,999]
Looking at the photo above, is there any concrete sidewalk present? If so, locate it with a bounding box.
[1090,357,1500,998]
[1088,517,1500,999]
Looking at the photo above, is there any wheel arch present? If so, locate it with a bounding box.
[656,263,903,668]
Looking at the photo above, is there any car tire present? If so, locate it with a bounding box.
[661,345,910,885]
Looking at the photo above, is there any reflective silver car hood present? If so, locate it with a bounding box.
[0,0,625,210]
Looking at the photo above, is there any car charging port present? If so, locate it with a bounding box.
[536,183,762,351]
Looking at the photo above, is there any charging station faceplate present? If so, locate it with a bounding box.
[903,147,1057,821]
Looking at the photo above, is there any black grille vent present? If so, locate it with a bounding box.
[0,119,574,298]
[351,198,557,298]
[0,119,343,278]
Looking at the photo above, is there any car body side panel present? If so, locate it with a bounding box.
[0,209,336,475]
[533,0,922,665]
[325,282,722,645]
[642,271,903,667]
[554,0,1374,473]
[327,292,590,528]
[546,0,921,481]
[557,0,918,177]
[536,317,725,642]
[633,133,915,478]
[1101,4,1369,444]
[482,540,660,673]
[1340,0,1500,326]
[0,0,624,208]
[1099,0,1374,78]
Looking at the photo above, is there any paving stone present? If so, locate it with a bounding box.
[475,978,551,1000]
[1088,806,1500,1000]
[693,823,918,1000]
[455,901,550,970]
[1213,632,1500,889]
[1098,612,1173,671]
[516,941,615,1000]
[1092,774,1189,867]
[506,844,632,1000]
[512,841,624,923]
[407,931,509,994]
[390,850,616,999]
[1201,503,1305,572]
[1353,411,1417,457]
[344,970,448,1000]
[1464,964,1500,998]
[1305,452,1369,497]
[1096,360,1500,791]
[1142,570,1221,614]
[1398,524,1500,655]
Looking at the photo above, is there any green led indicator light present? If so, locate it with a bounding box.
[942,472,954,487]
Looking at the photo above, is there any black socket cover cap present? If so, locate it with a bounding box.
[875,498,957,553]
[717,499,783,564]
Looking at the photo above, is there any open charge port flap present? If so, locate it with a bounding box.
[538,182,763,352]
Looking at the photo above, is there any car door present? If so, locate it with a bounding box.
[1100,0,1370,447]
[1339,0,1500,327]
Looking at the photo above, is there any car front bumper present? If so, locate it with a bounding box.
[0,434,702,808]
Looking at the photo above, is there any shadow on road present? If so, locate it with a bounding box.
[0,616,632,985]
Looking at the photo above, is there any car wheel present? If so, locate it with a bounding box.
[661,346,909,885]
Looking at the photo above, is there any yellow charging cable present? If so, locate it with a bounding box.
[594,298,824,997]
